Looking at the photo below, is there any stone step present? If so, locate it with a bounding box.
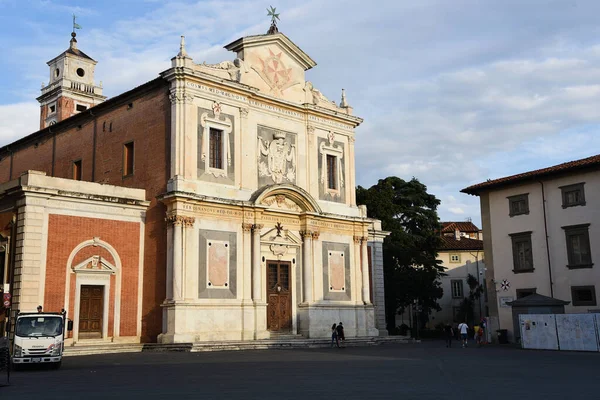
[62,336,413,357]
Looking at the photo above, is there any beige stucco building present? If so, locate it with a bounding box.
[429,222,485,327]
[463,155,600,342]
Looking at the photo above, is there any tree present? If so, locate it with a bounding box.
[456,273,484,324]
[356,176,444,332]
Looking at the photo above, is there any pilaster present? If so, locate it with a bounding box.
[353,235,363,305]
[360,236,371,305]
[300,230,313,303]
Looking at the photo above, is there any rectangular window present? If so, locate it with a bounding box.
[571,286,597,307]
[72,159,82,181]
[123,142,134,177]
[451,280,463,298]
[563,224,592,268]
[327,154,337,190]
[516,288,536,299]
[76,104,87,112]
[560,183,586,208]
[508,194,529,217]
[450,254,461,263]
[49,104,56,114]
[510,232,534,272]
[209,128,223,170]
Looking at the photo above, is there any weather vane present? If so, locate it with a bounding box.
[267,6,280,34]
[72,14,82,34]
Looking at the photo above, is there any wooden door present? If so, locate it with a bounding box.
[79,285,104,339]
[267,261,292,332]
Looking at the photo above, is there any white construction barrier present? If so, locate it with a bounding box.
[520,313,600,352]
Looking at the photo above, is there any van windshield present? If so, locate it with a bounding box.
[15,316,63,337]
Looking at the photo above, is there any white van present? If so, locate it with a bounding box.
[12,311,70,369]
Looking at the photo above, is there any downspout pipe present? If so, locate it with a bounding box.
[540,181,554,297]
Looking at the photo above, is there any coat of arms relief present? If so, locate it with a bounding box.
[257,128,296,184]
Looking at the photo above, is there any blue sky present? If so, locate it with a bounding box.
[2,0,600,227]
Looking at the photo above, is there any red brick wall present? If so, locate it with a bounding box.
[45,214,141,338]
[2,82,171,342]
[11,136,54,178]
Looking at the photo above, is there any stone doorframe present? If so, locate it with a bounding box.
[260,227,301,335]
[64,237,122,342]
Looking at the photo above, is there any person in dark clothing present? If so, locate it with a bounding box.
[336,322,345,347]
[331,323,339,348]
[444,323,454,348]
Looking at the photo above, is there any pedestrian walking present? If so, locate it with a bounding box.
[458,321,469,348]
[444,322,454,348]
[331,323,339,348]
[336,322,345,347]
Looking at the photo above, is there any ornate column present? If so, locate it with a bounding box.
[361,236,371,304]
[353,236,364,304]
[242,223,253,300]
[251,224,264,301]
[300,230,313,303]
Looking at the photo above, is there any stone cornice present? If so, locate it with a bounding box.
[160,67,362,128]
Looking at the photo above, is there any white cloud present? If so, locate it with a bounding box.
[3,0,600,227]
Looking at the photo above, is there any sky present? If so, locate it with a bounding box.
[2,0,600,227]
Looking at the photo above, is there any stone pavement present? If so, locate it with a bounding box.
[2,340,599,399]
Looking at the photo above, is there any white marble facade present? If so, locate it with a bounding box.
[157,32,387,343]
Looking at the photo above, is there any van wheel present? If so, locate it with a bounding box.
[52,361,62,370]
[11,362,21,371]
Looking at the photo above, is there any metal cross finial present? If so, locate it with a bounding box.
[275,222,284,237]
[267,6,280,25]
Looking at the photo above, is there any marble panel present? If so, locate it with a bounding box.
[322,242,351,301]
[198,229,237,299]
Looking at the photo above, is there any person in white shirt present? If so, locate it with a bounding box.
[458,321,469,348]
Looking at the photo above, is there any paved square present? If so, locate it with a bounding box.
[2,342,598,399]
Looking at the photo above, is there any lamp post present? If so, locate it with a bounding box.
[413,299,421,340]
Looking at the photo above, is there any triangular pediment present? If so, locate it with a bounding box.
[223,33,316,101]
[72,255,116,274]
[260,228,302,246]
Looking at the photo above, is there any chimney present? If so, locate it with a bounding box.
[455,229,461,240]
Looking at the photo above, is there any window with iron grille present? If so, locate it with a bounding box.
[571,286,597,306]
[451,280,463,298]
[327,154,337,190]
[209,128,223,170]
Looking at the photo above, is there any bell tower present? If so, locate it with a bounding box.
[37,31,106,129]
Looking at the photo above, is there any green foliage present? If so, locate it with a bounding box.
[356,176,445,331]
[456,274,484,324]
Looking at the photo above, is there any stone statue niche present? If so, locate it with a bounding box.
[257,126,297,186]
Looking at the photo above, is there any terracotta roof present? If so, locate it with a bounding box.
[63,47,95,62]
[439,236,483,251]
[461,154,600,195]
[441,221,480,233]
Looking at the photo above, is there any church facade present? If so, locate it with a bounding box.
[0,26,388,344]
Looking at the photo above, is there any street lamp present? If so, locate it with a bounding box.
[413,299,422,340]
